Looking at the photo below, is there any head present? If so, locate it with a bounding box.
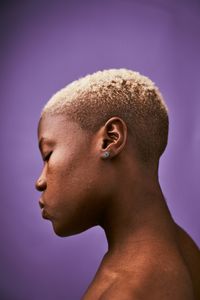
[35,68,169,237]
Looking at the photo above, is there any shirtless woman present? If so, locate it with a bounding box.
[35,69,200,299]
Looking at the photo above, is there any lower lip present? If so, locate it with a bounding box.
[41,209,50,220]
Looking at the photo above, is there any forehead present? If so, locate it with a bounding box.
[38,114,86,142]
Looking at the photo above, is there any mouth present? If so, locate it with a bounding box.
[39,199,44,209]
[39,199,50,220]
[41,208,50,220]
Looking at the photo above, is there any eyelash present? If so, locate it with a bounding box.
[43,152,52,162]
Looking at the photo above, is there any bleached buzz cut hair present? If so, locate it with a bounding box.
[42,68,169,163]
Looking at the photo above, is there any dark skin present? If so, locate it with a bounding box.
[36,114,200,300]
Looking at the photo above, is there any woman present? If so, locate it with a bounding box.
[35,69,200,299]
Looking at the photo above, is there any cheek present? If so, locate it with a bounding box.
[46,149,96,202]
[45,155,107,235]
[64,163,105,216]
[47,148,76,180]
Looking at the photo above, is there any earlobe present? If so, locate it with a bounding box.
[101,151,110,159]
[100,117,127,159]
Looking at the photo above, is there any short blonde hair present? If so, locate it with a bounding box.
[42,68,169,163]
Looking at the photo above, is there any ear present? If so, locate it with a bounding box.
[99,117,128,159]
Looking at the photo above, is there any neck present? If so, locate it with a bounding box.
[99,164,176,261]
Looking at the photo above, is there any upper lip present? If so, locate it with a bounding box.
[39,199,45,209]
[39,198,51,220]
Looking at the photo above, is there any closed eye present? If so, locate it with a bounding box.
[43,152,52,162]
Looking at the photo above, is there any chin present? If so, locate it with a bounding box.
[52,221,94,238]
[52,222,81,238]
[51,222,69,237]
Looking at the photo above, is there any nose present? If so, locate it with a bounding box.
[35,176,47,192]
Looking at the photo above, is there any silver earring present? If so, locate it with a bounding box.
[102,151,110,159]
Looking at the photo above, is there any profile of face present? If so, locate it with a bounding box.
[35,114,114,237]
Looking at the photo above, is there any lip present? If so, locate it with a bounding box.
[39,198,51,220]
[41,208,50,220]
[39,199,45,209]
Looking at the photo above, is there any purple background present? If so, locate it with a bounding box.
[1,0,200,299]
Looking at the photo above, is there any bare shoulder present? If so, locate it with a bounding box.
[176,223,200,264]
[82,227,200,300]
[98,263,194,300]
[83,254,195,300]
[175,224,200,299]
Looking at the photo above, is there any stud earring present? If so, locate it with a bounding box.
[102,151,110,159]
